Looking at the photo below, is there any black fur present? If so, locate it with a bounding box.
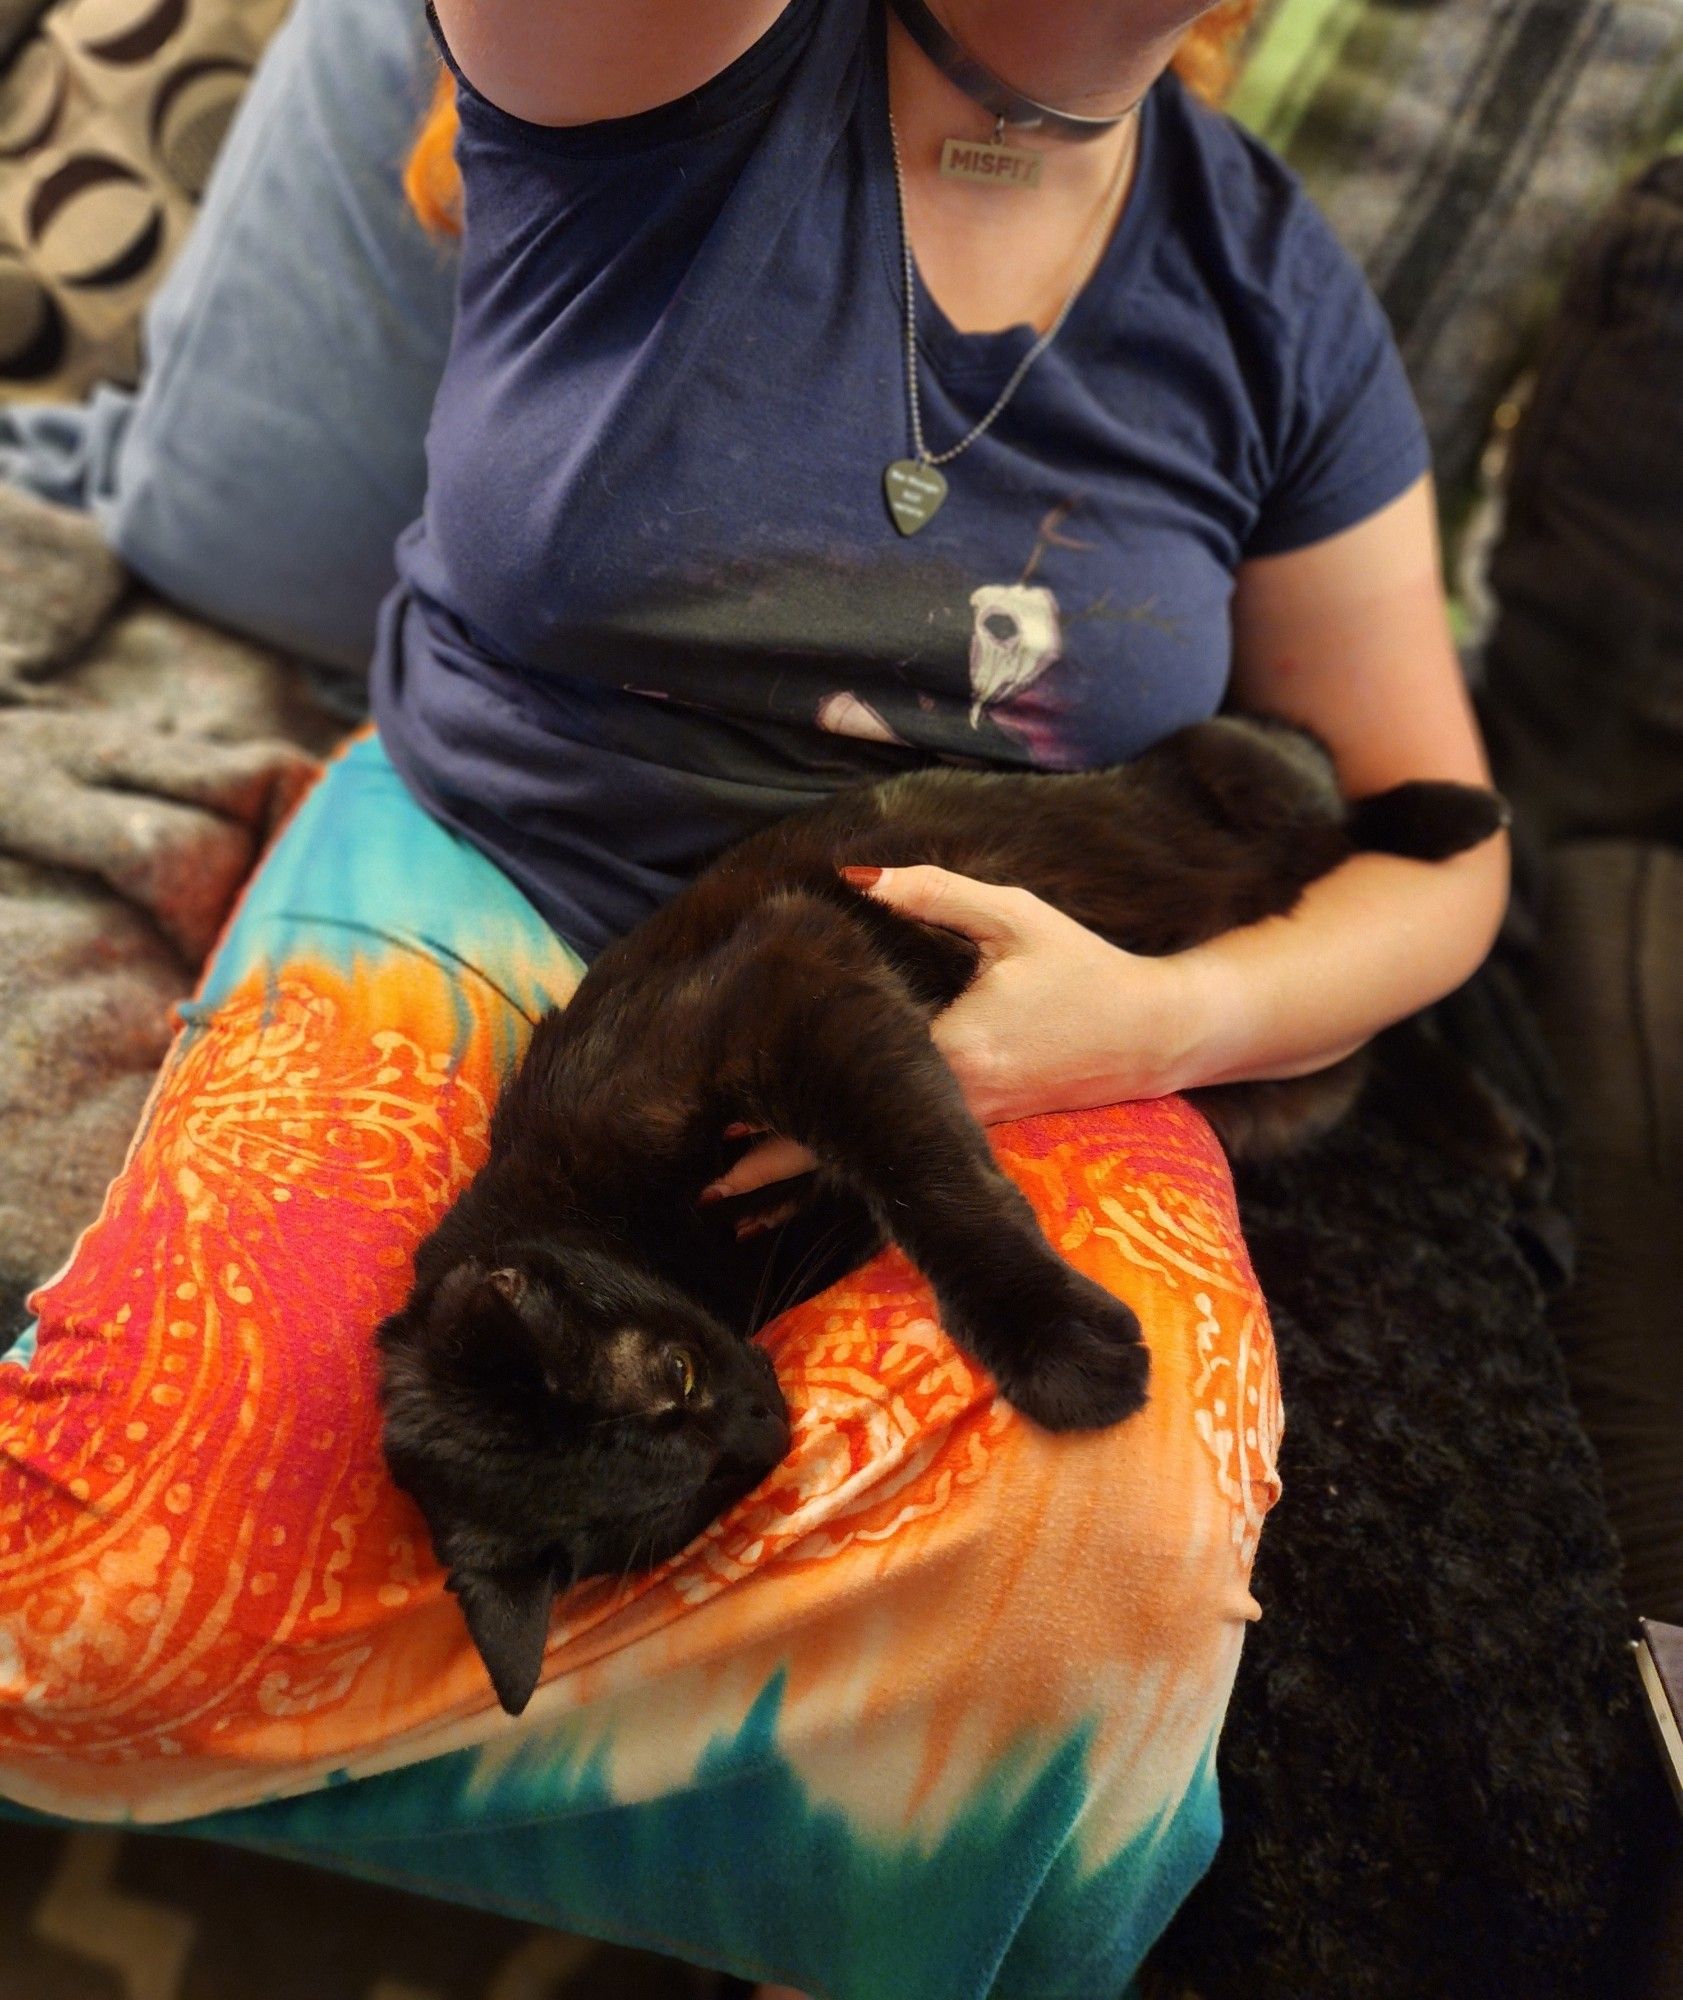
[1153,1017,1651,2000]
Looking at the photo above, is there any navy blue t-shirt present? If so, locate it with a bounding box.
[371,0,1430,958]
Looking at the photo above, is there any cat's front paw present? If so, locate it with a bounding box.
[968,1272,1150,1433]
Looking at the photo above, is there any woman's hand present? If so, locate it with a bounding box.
[701,866,1198,1202]
[848,866,1196,1122]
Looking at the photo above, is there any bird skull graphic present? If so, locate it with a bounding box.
[967,584,1062,727]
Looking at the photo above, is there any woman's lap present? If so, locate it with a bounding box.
[0,733,1282,1999]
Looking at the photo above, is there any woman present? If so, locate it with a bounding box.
[0,2,1505,1996]
[388,0,1504,1156]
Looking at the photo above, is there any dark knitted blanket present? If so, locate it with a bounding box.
[1156,976,1652,2000]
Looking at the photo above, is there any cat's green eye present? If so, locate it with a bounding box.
[670,1351,697,1402]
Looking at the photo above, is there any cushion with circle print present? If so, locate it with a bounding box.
[0,0,289,401]
[0,2,51,67]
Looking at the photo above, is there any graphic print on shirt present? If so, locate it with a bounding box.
[965,498,1105,735]
[815,691,906,745]
[813,502,1100,760]
[813,574,1068,751]
[966,583,1063,729]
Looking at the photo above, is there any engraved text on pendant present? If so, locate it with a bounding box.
[885,459,948,535]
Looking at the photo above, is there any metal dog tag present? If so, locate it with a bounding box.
[939,136,1044,191]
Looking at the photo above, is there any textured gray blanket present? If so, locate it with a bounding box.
[0,487,342,1327]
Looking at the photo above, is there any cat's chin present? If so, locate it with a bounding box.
[641,1452,786,1564]
[570,1436,789,1594]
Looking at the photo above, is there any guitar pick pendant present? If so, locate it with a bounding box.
[884,459,948,536]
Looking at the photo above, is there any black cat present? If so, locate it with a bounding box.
[378,715,1506,1714]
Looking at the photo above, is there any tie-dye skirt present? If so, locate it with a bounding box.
[0,731,1282,1999]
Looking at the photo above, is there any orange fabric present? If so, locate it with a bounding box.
[0,724,1280,2000]
[0,945,1278,1823]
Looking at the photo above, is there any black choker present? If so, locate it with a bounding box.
[885,0,1130,140]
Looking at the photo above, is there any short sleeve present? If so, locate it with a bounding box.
[1245,197,1432,558]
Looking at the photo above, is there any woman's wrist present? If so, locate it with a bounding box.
[1121,842,1510,1100]
[1101,940,1240,1101]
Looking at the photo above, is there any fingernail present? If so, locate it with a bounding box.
[698,1183,727,1206]
[840,866,882,890]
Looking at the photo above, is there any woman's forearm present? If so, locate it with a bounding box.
[1153,833,1511,1093]
[703,832,1511,1203]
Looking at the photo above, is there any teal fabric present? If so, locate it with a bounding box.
[0,1709,1218,2000]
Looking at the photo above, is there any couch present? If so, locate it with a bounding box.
[1,1,1681,1995]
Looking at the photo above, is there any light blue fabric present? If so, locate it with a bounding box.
[41,0,457,676]
[0,390,132,511]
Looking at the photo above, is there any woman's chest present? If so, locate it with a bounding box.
[424,283,1264,772]
[419,75,1277,775]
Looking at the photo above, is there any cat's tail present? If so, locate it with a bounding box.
[1346,781,1511,862]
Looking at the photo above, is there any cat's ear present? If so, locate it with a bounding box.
[419,1259,550,1393]
[429,1258,529,1328]
[485,1267,529,1311]
[450,1559,556,1717]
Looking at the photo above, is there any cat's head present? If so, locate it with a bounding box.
[377,1235,790,1716]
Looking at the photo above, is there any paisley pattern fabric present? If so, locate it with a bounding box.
[0,731,1282,1998]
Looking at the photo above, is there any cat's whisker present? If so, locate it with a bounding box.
[758,1214,853,1333]
[750,1230,812,1337]
[745,1231,779,1339]
[613,1516,666,1600]
[787,1217,857,1311]
[744,1196,837,1334]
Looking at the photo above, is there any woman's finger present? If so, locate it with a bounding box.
[701,1135,820,1202]
[841,863,1034,949]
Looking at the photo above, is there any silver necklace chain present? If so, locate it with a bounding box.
[887,110,1132,470]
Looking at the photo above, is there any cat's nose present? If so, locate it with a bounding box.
[748,1396,791,1455]
[721,1400,791,1474]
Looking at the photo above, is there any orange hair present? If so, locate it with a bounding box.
[405,2,1261,238]
[1171,0,1261,108]
[405,72,465,237]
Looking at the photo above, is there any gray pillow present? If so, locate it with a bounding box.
[91,0,457,676]
[1537,840,1683,1627]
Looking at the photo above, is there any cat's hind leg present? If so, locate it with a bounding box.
[713,893,1150,1433]
[1187,1051,1371,1160]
